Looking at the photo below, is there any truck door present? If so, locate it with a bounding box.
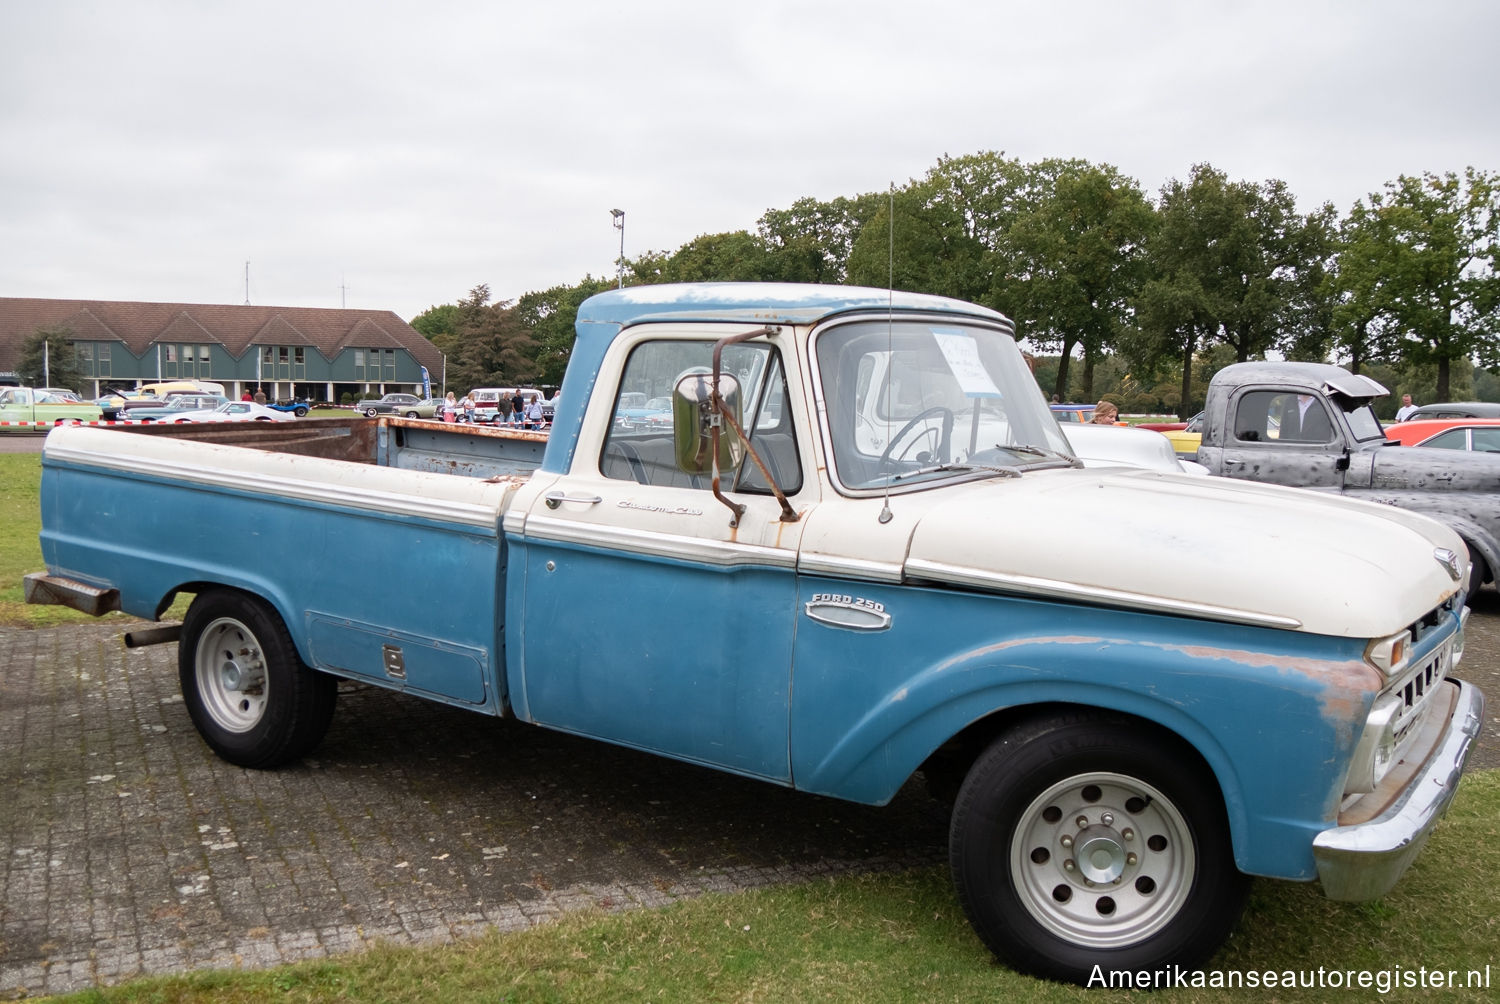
[1216,388,1346,489]
[512,331,809,782]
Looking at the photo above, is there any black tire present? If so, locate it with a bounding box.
[294,406,309,417]
[178,589,337,769]
[949,712,1248,985]
[364,407,379,418]
[404,410,420,418]
[1466,544,1487,604]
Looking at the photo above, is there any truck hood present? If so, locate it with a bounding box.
[902,468,1464,638]
[1370,442,1500,491]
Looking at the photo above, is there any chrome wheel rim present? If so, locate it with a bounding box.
[193,617,268,733]
[1010,771,1195,948]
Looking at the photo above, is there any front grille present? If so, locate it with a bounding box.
[1389,622,1455,755]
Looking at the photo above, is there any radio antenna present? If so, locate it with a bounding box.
[879,181,896,525]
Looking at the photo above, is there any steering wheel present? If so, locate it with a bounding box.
[879,406,954,466]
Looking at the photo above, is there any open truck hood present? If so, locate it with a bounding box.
[901,468,1464,638]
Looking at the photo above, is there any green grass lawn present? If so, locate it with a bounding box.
[0,450,117,627]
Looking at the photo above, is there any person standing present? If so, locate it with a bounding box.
[524,396,544,429]
[1090,400,1119,424]
[461,392,475,423]
[1395,394,1419,421]
[511,392,525,425]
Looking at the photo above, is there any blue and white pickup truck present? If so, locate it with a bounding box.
[26,283,1483,984]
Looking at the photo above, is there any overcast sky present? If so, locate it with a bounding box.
[2,0,1496,323]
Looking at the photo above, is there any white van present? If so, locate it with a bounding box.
[469,387,543,424]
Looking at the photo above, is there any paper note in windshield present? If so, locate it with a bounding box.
[932,329,1002,398]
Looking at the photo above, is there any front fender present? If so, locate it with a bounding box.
[789,587,1379,881]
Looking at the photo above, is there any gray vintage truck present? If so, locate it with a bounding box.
[1197,361,1500,597]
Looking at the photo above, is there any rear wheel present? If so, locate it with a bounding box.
[178,589,336,768]
[949,713,1248,984]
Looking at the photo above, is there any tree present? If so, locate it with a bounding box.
[1130,164,1316,413]
[629,231,779,284]
[845,152,1033,304]
[1002,159,1155,401]
[426,284,540,393]
[1130,165,1227,414]
[1339,169,1500,399]
[17,324,84,390]
[409,303,460,342]
[756,193,884,284]
[514,276,616,387]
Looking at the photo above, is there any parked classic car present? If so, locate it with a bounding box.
[123,395,230,422]
[0,387,103,427]
[355,392,422,418]
[173,401,297,423]
[1385,418,1500,450]
[1159,411,1204,459]
[1062,422,1209,474]
[1407,401,1500,419]
[1048,403,1096,423]
[266,399,313,417]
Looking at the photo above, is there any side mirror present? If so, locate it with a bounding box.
[673,371,745,475]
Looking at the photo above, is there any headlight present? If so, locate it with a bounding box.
[1365,630,1412,678]
[1345,693,1402,795]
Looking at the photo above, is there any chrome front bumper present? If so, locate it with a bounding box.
[1313,679,1484,901]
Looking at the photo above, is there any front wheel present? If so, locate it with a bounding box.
[294,405,309,417]
[178,589,337,768]
[949,713,1248,984]
[364,407,379,418]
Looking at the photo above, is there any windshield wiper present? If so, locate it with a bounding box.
[1001,443,1081,465]
[890,462,1022,482]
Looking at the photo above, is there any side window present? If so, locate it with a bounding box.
[1423,429,1468,450]
[598,339,801,494]
[1472,429,1500,453]
[1233,391,1335,444]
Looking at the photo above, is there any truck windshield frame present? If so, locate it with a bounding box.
[811,315,1074,495]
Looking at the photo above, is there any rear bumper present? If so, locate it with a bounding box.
[1312,679,1484,900]
[24,571,121,616]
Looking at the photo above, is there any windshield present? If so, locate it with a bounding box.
[1345,401,1386,442]
[814,318,1075,491]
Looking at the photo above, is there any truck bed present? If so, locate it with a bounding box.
[36,417,546,713]
[113,414,549,479]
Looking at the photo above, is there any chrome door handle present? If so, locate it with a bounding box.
[544,491,604,509]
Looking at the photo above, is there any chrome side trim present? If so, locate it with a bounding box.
[45,444,502,530]
[904,558,1304,629]
[797,552,905,583]
[520,513,798,569]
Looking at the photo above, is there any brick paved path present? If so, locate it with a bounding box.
[0,623,945,998]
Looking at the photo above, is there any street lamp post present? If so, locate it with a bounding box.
[611,208,625,288]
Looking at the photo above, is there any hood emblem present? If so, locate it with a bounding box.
[1434,547,1463,582]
